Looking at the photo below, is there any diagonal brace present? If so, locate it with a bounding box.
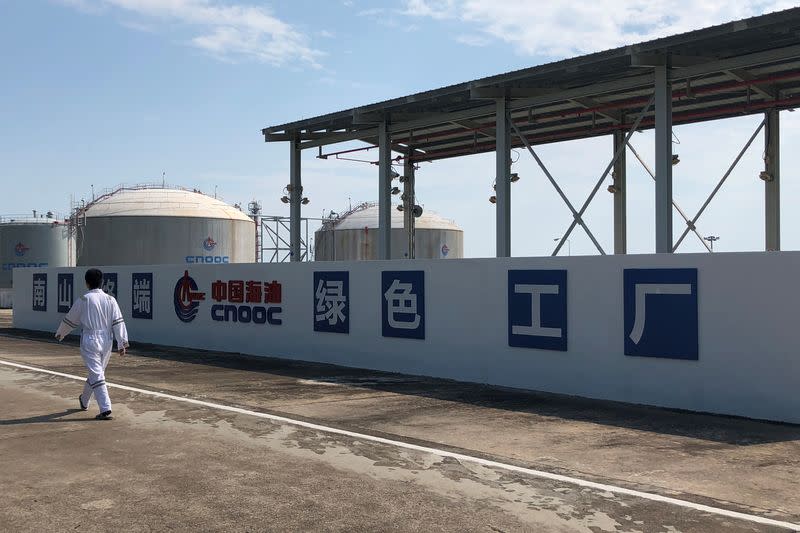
[512,122,606,255]
[626,143,712,252]
[672,117,766,251]
[551,93,656,256]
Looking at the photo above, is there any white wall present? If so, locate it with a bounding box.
[12,252,800,424]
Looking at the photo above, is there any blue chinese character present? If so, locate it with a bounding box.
[313,271,349,334]
[132,273,153,320]
[57,273,74,313]
[32,273,47,312]
[381,271,425,339]
[624,268,698,360]
[508,270,567,351]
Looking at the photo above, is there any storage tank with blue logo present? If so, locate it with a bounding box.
[0,216,74,308]
[76,187,255,267]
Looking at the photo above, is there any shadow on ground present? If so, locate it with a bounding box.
[0,408,91,425]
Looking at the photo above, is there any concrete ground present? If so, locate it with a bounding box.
[0,309,798,532]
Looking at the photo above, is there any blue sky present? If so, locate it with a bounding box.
[1,0,797,257]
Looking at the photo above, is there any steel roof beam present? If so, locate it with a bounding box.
[723,69,777,99]
[470,87,560,99]
[570,97,622,123]
[298,128,379,149]
[631,53,718,67]
[670,44,800,80]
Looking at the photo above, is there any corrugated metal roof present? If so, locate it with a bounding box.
[83,188,252,222]
[263,8,800,163]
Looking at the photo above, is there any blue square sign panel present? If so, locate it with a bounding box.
[508,270,568,351]
[102,272,118,299]
[313,271,349,334]
[382,270,425,339]
[132,273,153,320]
[57,273,74,313]
[32,273,47,312]
[624,268,698,360]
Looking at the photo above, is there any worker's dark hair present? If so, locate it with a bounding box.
[85,268,103,289]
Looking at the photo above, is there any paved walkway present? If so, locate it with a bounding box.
[1,311,798,531]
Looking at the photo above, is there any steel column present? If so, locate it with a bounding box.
[612,131,627,254]
[511,122,605,254]
[378,120,392,260]
[550,93,654,256]
[289,134,302,262]
[626,143,712,252]
[403,157,416,259]
[495,98,511,257]
[654,63,673,253]
[765,110,780,251]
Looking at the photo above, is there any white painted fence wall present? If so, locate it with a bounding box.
[12,252,800,424]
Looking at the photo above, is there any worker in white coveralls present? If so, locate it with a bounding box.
[55,268,129,420]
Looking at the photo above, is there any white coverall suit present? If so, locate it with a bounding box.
[55,289,129,413]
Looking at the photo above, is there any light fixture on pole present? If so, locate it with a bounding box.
[280,183,309,206]
[703,235,720,252]
[489,173,520,204]
[553,237,571,256]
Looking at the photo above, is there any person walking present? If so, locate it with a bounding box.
[55,268,129,420]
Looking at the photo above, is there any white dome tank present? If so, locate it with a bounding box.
[76,187,255,266]
[314,203,463,261]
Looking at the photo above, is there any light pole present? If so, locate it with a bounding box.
[553,237,571,256]
[704,235,720,252]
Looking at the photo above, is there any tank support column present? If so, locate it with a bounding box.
[289,133,302,262]
[613,130,627,254]
[495,98,511,258]
[378,120,392,260]
[403,156,416,259]
[654,62,673,254]
[765,110,780,251]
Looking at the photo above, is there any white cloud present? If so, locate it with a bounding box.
[455,34,490,47]
[357,7,385,17]
[403,0,795,57]
[402,0,455,19]
[59,0,323,67]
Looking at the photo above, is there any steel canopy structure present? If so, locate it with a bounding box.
[263,8,800,260]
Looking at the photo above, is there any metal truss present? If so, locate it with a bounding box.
[259,216,311,263]
[514,94,655,256]
[671,116,766,251]
[625,143,712,252]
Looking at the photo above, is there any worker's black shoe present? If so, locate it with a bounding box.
[95,410,113,420]
[78,396,88,411]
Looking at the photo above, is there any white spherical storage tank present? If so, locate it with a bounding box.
[314,203,463,261]
[76,187,255,267]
